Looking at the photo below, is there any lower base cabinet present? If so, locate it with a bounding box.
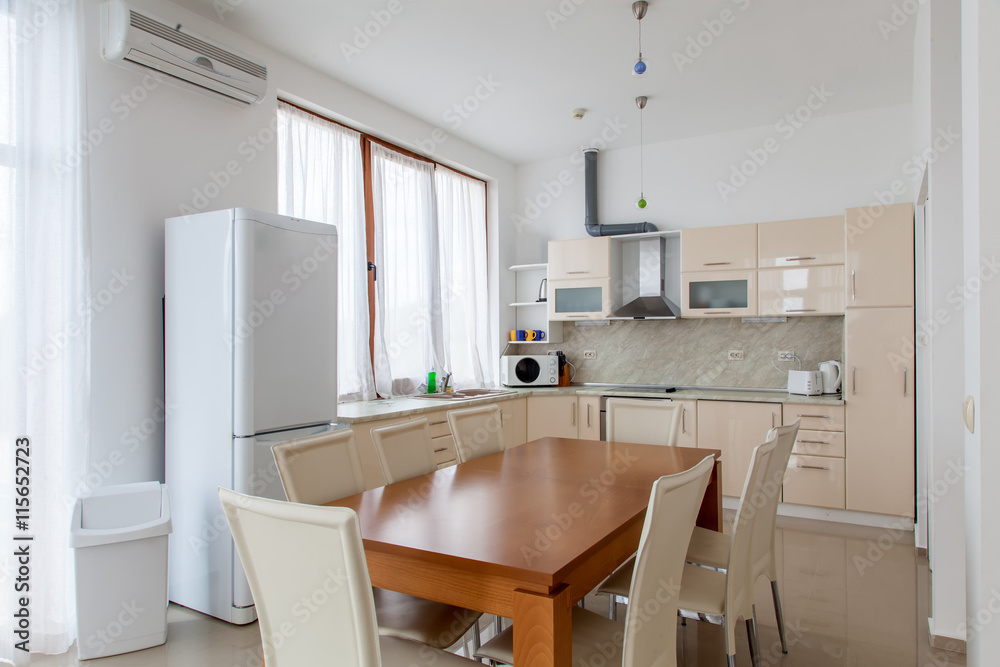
[783,455,846,510]
[674,399,698,448]
[526,395,579,440]
[697,400,781,497]
[499,398,528,447]
[578,397,600,441]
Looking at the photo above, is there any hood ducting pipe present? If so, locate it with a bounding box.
[583,149,657,237]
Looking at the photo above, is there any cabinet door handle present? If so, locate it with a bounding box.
[851,270,857,300]
[785,256,816,262]
[681,407,687,434]
[567,315,589,318]
[785,309,817,313]
[852,366,857,396]
[500,409,505,425]
[587,403,592,428]
[796,414,830,419]
[798,439,832,445]
[571,402,576,426]
[796,464,831,471]
[772,412,777,428]
[703,261,731,266]
[903,367,908,397]
[429,420,448,426]
[566,270,590,275]
[434,447,448,453]
[706,310,732,315]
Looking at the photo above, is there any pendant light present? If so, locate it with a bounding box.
[632,1,648,76]
[635,95,648,209]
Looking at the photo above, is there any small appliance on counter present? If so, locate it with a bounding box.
[819,360,842,394]
[501,354,559,387]
[788,369,823,396]
[549,350,573,386]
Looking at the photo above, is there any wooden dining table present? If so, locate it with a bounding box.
[330,436,722,667]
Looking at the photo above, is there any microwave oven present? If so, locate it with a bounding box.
[500,355,559,387]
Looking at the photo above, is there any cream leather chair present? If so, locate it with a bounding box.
[447,404,505,463]
[600,437,778,667]
[272,429,482,653]
[219,488,479,667]
[371,418,439,483]
[606,397,682,446]
[473,455,716,667]
[684,420,801,653]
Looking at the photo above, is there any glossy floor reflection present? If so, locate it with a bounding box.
[32,516,965,666]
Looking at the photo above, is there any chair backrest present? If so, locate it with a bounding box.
[752,419,801,582]
[606,398,682,447]
[371,418,437,484]
[447,404,505,463]
[622,455,715,667]
[725,437,778,623]
[219,488,381,667]
[272,429,365,505]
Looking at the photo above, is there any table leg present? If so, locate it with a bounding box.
[512,585,572,667]
[696,459,724,532]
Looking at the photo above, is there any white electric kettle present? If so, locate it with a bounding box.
[819,360,842,394]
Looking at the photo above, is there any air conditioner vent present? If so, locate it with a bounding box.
[128,10,266,80]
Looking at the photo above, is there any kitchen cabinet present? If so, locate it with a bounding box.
[421,409,459,469]
[782,404,846,509]
[757,215,845,268]
[578,396,600,441]
[845,307,915,517]
[547,237,611,280]
[507,263,562,344]
[548,277,614,321]
[845,203,914,308]
[697,400,781,497]
[681,224,757,273]
[673,399,698,448]
[526,395,579,440]
[499,398,528,448]
[681,269,758,318]
[758,265,845,316]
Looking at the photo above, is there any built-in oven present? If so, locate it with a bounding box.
[598,394,677,441]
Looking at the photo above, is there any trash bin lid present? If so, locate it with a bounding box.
[81,481,163,530]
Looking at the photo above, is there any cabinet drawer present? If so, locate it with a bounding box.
[783,455,845,509]
[783,405,844,431]
[792,430,846,458]
[431,434,457,465]
[548,238,610,280]
[681,224,757,272]
[758,265,845,316]
[757,216,845,268]
[422,412,452,439]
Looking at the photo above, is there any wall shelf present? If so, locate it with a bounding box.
[506,264,562,344]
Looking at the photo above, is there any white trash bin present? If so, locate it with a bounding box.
[70,482,171,660]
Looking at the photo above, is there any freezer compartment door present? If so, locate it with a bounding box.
[232,214,339,436]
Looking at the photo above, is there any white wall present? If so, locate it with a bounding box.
[962,0,1000,662]
[510,103,915,263]
[82,0,515,486]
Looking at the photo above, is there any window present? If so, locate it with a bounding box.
[277,101,492,399]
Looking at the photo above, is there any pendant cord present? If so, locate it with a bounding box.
[639,105,645,196]
[637,18,643,61]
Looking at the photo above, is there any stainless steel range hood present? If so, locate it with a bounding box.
[611,236,681,319]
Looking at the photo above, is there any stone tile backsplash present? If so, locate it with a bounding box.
[508,316,844,389]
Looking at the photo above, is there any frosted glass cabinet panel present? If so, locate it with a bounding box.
[681,270,757,318]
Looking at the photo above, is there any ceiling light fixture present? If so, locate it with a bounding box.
[635,95,647,210]
[571,108,586,120]
[632,1,648,76]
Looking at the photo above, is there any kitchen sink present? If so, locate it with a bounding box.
[410,388,517,400]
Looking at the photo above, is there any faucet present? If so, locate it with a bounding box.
[441,372,453,393]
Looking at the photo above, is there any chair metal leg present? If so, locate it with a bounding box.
[494,615,503,635]
[726,654,737,667]
[746,616,761,667]
[771,579,788,654]
[610,595,619,621]
[472,621,482,661]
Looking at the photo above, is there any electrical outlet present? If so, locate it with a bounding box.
[728,350,744,361]
[778,351,795,360]
[583,350,597,359]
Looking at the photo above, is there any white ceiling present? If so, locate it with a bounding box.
[172,0,917,165]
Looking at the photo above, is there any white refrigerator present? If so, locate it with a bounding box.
[164,208,340,624]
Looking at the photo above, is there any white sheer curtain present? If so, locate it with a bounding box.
[435,167,493,389]
[0,0,88,661]
[277,101,376,402]
[369,144,443,396]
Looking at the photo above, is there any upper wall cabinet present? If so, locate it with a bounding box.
[681,224,757,273]
[758,216,845,268]
[845,203,914,308]
[548,237,611,280]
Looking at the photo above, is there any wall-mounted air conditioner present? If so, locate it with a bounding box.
[100,0,267,106]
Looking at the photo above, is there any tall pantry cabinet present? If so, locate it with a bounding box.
[843,203,916,517]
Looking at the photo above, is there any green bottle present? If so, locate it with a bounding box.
[427,371,437,394]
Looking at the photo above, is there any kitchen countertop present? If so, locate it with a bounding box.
[337,385,843,424]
